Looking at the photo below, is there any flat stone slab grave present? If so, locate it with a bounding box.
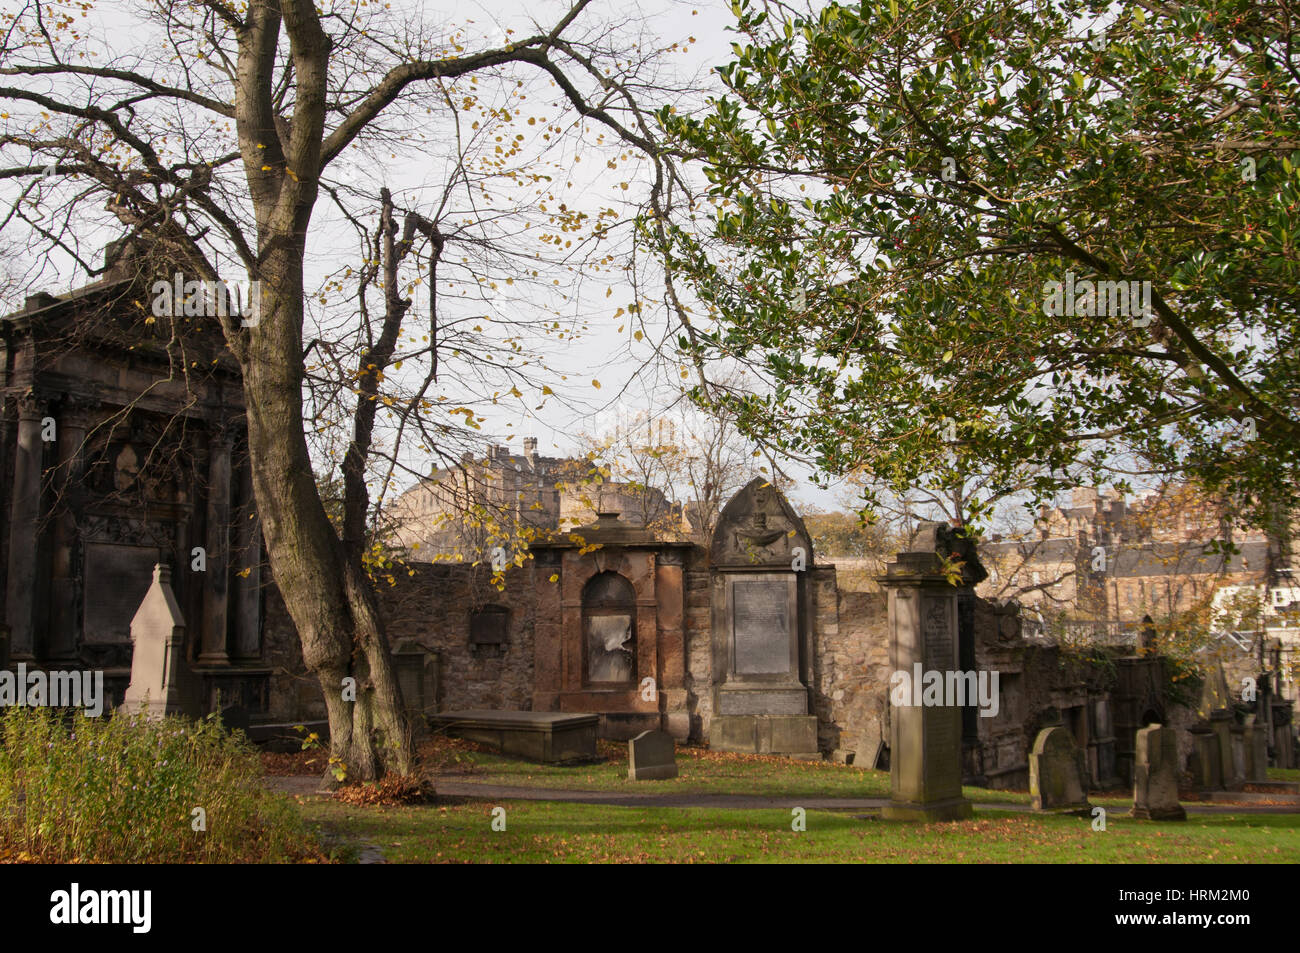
[430,710,599,764]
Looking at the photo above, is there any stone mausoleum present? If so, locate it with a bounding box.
[0,247,270,716]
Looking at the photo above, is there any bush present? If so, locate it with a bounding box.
[0,706,324,863]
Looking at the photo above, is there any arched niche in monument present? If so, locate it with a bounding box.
[582,571,636,686]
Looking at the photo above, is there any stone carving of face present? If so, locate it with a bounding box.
[113,444,140,491]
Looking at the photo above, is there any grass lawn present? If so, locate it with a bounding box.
[419,737,1138,808]
[299,798,1300,864]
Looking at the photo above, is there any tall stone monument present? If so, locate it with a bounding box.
[879,523,979,821]
[708,478,818,758]
[122,564,186,717]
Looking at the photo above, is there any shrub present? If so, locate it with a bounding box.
[0,706,325,863]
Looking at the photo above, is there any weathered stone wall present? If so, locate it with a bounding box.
[382,561,539,712]
[262,584,324,724]
[811,576,890,763]
[261,543,1204,781]
[261,559,540,723]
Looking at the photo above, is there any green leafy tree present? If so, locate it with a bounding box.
[658,0,1300,532]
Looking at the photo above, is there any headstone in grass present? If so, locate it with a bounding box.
[627,729,677,781]
[122,564,186,717]
[1130,724,1186,821]
[1029,725,1091,814]
[1243,714,1268,783]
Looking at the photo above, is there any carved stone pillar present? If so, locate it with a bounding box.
[231,456,262,660]
[48,398,95,661]
[5,396,45,659]
[198,427,231,664]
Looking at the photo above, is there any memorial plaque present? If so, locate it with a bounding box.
[84,543,160,642]
[469,606,509,646]
[921,595,953,667]
[732,579,791,675]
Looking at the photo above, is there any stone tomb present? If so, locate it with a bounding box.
[708,479,818,758]
[430,709,598,764]
[1130,724,1186,821]
[1029,725,1091,813]
[529,512,693,742]
[628,728,678,780]
[879,524,976,822]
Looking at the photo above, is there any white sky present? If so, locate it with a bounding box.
[5,0,863,514]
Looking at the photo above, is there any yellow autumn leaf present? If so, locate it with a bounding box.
[592,379,601,389]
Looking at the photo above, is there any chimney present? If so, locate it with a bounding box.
[1071,487,1099,511]
[524,436,538,467]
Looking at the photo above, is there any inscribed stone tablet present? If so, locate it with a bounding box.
[733,579,790,674]
[84,543,160,642]
[921,595,953,667]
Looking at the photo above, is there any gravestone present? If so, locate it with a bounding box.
[878,523,978,822]
[1130,724,1186,821]
[1188,723,1221,790]
[1197,662,1233,717]
[628,729,678,781]
[708,478,819,757]
[1241,715,1267,782]
[1211,713,1241,789]
[122,564,186,718]
[1029,725,1091,813]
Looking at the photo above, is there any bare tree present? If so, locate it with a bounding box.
[0,0,684,780]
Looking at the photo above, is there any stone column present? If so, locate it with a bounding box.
[48,398,94,662]
[879,544,974,822]
[655,548,689,741]
[231,458,262,660]
[198,427,231,664]
[5,396,45,660]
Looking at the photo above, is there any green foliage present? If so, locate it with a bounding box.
[658,0,1300,532]
[0,707,322,863]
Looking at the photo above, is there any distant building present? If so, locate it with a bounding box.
[978,485,1298,706]
[389,438,677,557]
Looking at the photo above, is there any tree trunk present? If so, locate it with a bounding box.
[241,247,412,782]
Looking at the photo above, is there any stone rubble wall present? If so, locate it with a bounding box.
[262,560,540,723]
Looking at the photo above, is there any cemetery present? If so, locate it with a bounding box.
[1,259,1296,862]
[0,255,1297,864]
[0,0,1298,873]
